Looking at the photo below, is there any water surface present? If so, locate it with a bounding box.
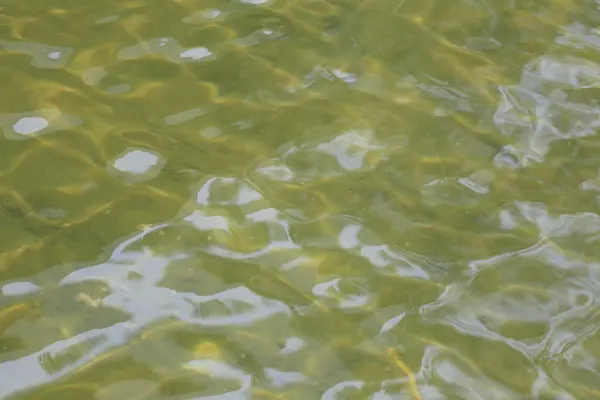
[1,0,600,398]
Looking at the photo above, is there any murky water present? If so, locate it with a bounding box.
[1,0,600,398]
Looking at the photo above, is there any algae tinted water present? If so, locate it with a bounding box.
[1,0,600,398]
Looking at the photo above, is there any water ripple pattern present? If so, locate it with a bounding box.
[1,0,600,399]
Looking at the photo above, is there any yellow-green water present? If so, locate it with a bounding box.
[2,0,600,398]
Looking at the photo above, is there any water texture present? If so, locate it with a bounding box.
[1,0,600,398]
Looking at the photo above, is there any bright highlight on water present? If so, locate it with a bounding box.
[1,0,600,399]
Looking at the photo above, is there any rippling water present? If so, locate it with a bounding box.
[2,0,600,398]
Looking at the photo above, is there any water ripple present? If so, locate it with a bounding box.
[2,0,600,399]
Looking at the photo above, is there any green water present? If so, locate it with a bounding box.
[2,0,600,398]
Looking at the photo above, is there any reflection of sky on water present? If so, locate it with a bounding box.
[3,4,600,398]
[3,155,599,397]
[0,216,289,397]
[0,168,441,397]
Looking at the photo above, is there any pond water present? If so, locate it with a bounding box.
[2,0,600,398]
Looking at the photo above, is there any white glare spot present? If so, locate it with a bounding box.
[205,9,221,19]
[183,360,252,391]
[255,164,294,181]
[13,117,49,135]
[264,368,306,388]
[332,68,357,83]
[280,337,305,355]
[379,313,406,334]
[180,47,212,60]
[114,150,159,174]
[2,281,40,296]
[339,224,361,249]
[236,185,263,205]
[47,51,61,60]
[185,211,230,231]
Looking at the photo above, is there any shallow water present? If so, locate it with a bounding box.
[1,0,600,398]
